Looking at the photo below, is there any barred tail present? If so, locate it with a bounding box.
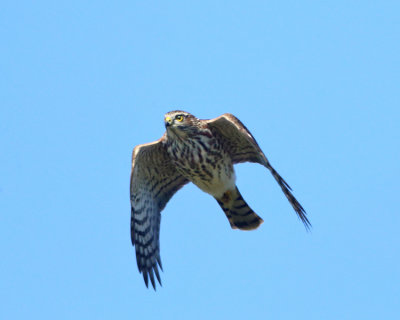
[216,187,263,230]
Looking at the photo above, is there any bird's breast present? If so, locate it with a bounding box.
[167,137,236,197]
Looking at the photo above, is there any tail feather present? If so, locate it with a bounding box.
[216,187,263,230]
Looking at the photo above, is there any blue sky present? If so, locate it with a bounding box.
[1,1,399,319]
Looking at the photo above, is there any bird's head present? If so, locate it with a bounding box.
[164,110,200,137]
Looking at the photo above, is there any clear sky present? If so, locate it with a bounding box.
[1,1,399,319]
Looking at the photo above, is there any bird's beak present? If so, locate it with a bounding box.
[165,116,172,127]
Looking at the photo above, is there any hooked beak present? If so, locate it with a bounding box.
[165,116,173,127]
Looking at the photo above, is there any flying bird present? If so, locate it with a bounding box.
[130,111,310,289]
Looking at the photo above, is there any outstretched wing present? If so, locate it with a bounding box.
[130,136,189,289]
[207,113,311,230]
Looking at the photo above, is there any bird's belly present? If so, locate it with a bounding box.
[193,172,236,198]
[176,160,236,198]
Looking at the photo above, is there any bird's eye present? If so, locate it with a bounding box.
[175,115,184,122]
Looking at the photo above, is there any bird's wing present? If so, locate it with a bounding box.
[207,113,310,229]
[130,136,189,289]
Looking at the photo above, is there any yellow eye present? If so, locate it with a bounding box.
[175,115,184,122]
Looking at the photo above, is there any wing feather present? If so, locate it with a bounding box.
[130,136,188,289]
[207,114,311,229]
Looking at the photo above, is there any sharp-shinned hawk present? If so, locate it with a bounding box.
[130,110,310,289]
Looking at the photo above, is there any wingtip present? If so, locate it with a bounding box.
[143,272,149,288]
[154,264,162,286]
[157,256,163,271]
[303,218,312,232]
[149,269,156,290]
[298,208,312,232]
[142,265,163,290]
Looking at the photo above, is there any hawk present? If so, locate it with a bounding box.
[130,110,310,289]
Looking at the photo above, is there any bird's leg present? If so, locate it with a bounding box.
[221,190,234,204]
